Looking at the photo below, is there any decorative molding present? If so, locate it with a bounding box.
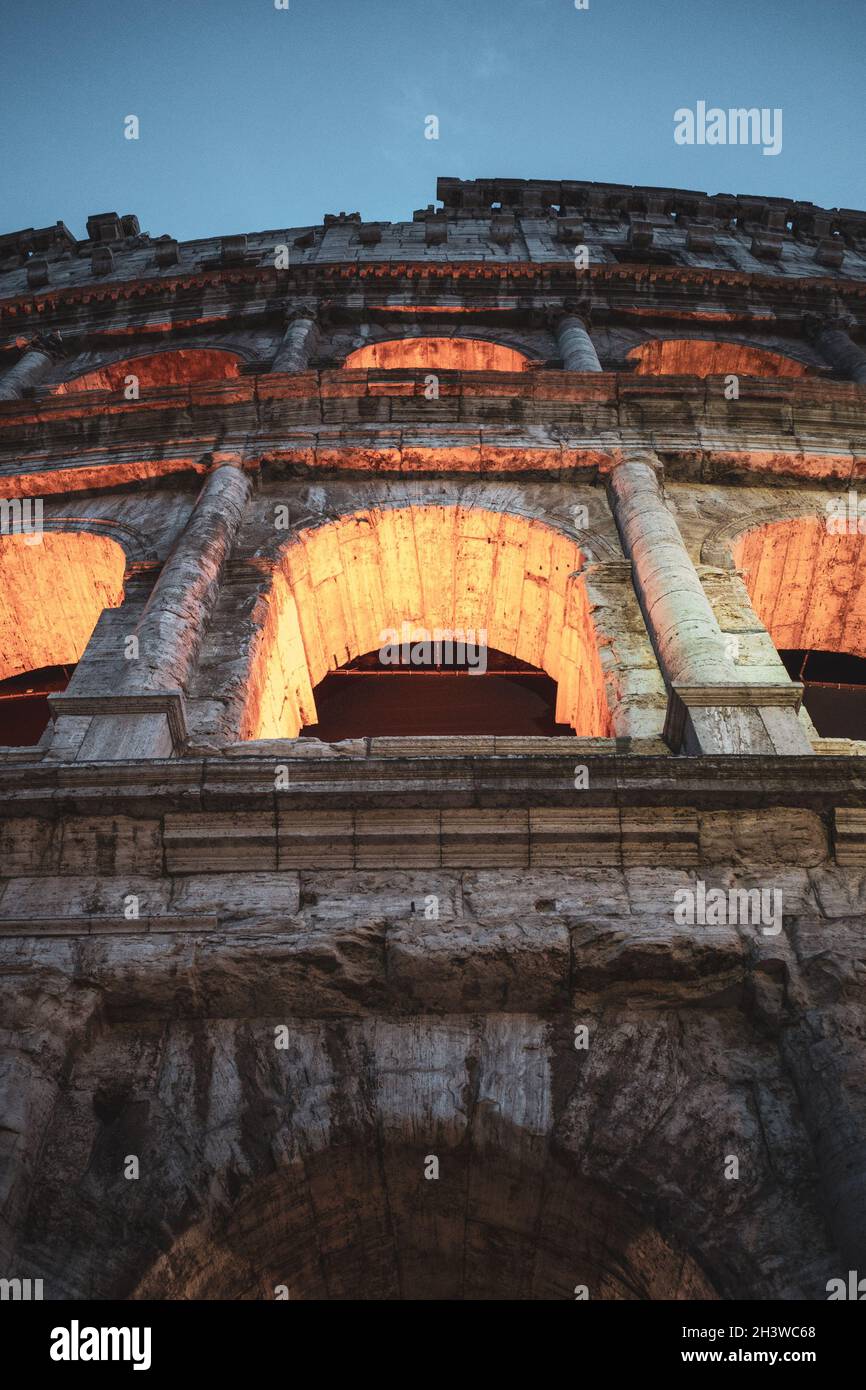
[700,501,832,568]
[833,808,866,865]
[4,259,866,329]
[162,804,701,872]
[37,514,159,563]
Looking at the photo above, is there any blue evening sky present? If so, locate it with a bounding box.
[1,0,863,242]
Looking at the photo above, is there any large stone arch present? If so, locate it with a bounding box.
[627,338,814,378]
[132,1134,715,1301]
[35,513,157,564]
[700,499,825,570]
[240,505,612,740]
[730,514,866,658]
[343,335,533,371]
[10,1000,832,1302]
[52,346,245,394]
[0,530,126,682]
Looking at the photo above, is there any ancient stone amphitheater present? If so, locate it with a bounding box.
[0,177,864,1300]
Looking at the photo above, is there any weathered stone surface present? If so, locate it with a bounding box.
[0,175,864,1302]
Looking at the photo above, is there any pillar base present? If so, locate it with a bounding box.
[48,691,188,760]
[664,682,808,755]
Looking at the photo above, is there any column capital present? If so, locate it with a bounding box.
[26,331,66,362]
[801,312,866,383]
[603,448,665,481]
[551,297,593,329]
[284,305,319,327]
[802,309,857,340]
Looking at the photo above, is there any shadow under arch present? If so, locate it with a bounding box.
[344,336,532,371]
[131,1134,718,1301]
[627,338,814,378]
[241,505,612,739]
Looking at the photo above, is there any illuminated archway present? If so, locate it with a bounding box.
[732,515,866,738]
[344,337,531,372]
[733,516,866,656]
[0,531,126,743]
[243,507,611,740]
[53,348,243,394]
[627,339,812,379]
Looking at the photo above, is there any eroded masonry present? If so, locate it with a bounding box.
[0,177,865,1299]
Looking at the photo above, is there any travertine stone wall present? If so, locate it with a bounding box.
[1,176,865,1300]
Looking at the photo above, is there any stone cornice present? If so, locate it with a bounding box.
[0,751,862,817]
[2,260,866,335]
[0,368,863,493]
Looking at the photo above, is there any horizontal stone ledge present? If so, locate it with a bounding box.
[2,437,863,496]
[0,914,218,936]
[0,754,862,816]
[222,735,649,759]
[163,806,702,872]
[833,808,866,866]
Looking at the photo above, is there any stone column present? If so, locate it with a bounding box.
[0,333,64,400]
[803,313,866,384]
[606,450,810,754]
[121,462,252,694]
[555,312,602,372]
[51,463,252,760]
[272,309,318,373]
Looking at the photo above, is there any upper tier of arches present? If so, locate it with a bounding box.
[343,337,532,372]
[627,339,813,378]
[52,347,244,394]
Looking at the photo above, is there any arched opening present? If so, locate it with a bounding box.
[627,339,812,379]
[344,337,531,372]
[302,646,573,739]
[0,663,75,746]
[243,507,611,741]
[0,531,126,745]
[53,348,243,394]
[733,516,866,739]
[132,1141,716,1301]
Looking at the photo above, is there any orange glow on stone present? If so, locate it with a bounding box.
[0,531,126,681]
[734,516,866,658]
[53,348,243,394]
[242,506,611,740]
[344,337,530,372]
[628,339,811,378]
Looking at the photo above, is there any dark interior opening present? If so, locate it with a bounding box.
[779,649,866,740]
[301,647,573,740]
[0,664,73,746]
